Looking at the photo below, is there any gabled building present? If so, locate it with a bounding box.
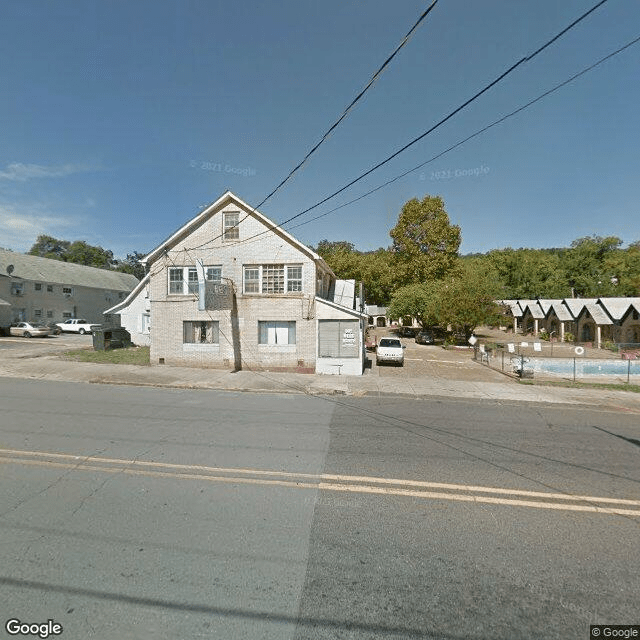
[140,191,367,375]
[0,248,139,325]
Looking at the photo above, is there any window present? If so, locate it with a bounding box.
[10,283,23,296]
[243,264,303,294]
[244,267,260,293]
[141,313,151,334]
[169,266,222,295]
[47,285,54,293]
[34,309,42,318]
[169,268,184,294]
[47,311,53,318]
[258,321,296,345]
[287,266,302,292]
[223,212,240,241]
[34,283,42,291]
[183,321,219,344]
[263,264,284,294]
[62,287,73,296]
[206,266,222,282]
[187,268,199,294]
[62,312,72,319]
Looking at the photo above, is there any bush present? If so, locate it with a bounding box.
[538,329,549,341]
[602,340,619,352]
[564,332,575,343]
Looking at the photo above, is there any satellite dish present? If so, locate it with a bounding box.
[6,264,14,275]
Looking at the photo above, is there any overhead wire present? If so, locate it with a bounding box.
[283,33,640,233]
[184,0,610,253]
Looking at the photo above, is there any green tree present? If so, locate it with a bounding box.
[115,252,147,280]
[389,195,461,286]
[560,235,623,297]
[28,235,70,261]
[435,264,504,338]
[65,240,115,269]
[387,281,441,328]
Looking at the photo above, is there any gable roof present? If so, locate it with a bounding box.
[141,190,332,274]
[104,273,150,315]
[597,297,640,321]
[0,248,139,291]
[562,298,598,318]
[579,301,613,325]
[520,300,545,319]
[545,302,573,322]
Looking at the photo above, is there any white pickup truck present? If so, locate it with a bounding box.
[55,318,100,335]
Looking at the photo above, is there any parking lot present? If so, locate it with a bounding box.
[0,332,94,357]
[367,328,508,383]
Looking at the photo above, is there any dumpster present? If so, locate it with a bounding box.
[92,327,132,351]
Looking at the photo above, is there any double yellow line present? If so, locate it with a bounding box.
[1,448,639,517]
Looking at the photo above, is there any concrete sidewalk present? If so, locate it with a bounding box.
[1,350,640,413]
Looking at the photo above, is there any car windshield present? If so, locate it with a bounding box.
[379,338,401,347]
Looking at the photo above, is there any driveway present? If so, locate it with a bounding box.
[368,329,507,383]
[0,332,94,357]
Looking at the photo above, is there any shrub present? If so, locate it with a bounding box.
[564,332,575,342]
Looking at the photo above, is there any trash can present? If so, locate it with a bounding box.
[92,327,132,351]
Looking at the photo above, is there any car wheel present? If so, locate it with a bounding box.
[24,331,32,338]
[79,328,86,335]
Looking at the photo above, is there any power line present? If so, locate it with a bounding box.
[253,0,439,212]
[284,33,640,233]
[185,0,610,254]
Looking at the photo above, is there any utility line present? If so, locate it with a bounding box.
[283,33,640,233]
[185,0,609,253]
[253,0,439,211]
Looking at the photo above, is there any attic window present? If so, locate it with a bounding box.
[223,212,240,241]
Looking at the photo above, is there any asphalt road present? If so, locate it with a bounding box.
[0,379,638,639]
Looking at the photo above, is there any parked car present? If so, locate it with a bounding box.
[415,331,435,345]
[397,326,418,337]
[376,337,405,366]
[55,318,100,335]
[9,322,51,338]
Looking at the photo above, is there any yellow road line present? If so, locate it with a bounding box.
[0,447,638,506]
[0,451,638,517]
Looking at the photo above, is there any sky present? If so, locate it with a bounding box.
[1,0,639,260]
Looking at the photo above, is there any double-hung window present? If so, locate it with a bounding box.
[243,264,303,294]
[258,321,296,345]
[169,266,220,295]
[183,321,219,344]
[223,212,240,241]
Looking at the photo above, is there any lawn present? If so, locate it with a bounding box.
[63,346,150,366]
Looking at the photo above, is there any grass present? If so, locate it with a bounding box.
[518,378,640,393]
[63,346,150,366]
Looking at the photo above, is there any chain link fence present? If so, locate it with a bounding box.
[473,339,640,385]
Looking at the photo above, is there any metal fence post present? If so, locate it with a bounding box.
[628,358,631,384]
[573,357,576,383]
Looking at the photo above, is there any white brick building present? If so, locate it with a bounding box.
[141,191,367,374]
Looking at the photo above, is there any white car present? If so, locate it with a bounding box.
[376,337,405,366]
[10,322,51,338]
[55,318,100,335]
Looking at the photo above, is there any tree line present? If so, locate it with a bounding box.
[314,196,640,336]
[28,235,146,280]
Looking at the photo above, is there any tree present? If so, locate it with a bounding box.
[115,252,147,280]
[65,240,115,269]
[389,195,461,287]
[387,281,441,328]
[28,235,70,261]
[435,264,504,338]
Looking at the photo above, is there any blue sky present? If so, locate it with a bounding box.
[1,0,638,259]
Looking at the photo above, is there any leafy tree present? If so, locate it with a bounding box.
[115,252,147,280]
[28,235,70,261]
[560,235,623,297]
[387,281,441,327]
[389,195,461,286]
[65,240,115,269]
[435,264,504,338]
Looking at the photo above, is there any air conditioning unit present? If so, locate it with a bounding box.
[64,293,72,298]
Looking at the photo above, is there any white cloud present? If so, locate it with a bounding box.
[0,162,91,182]
[0,204,76,252]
